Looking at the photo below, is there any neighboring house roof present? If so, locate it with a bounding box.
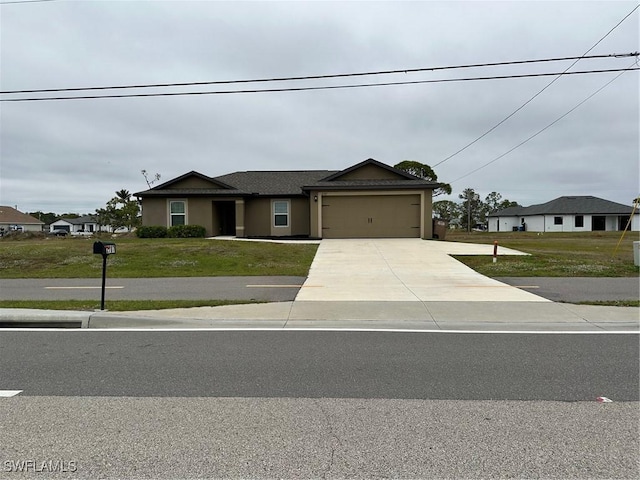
[0,206,44,225]
[489,196,635,217]
[135,158,438,198]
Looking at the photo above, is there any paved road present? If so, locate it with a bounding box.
[2,331,637,400]
[1,276,638,303]
[0,276,305,301]
[1,331,638,479]
[497,277,639,303]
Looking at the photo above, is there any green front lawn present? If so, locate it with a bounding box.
[0,236,318,278]
[446,231,639,277]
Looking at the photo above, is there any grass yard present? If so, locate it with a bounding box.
[0,236,318,279]
[0,299,260,311]
[446,230,640,277]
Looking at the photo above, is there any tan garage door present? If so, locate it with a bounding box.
[322,195,421,238]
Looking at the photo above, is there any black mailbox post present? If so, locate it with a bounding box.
[93,241,116,310]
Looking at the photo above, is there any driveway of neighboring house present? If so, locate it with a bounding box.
[295,239,548,302]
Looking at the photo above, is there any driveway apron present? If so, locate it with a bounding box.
[295,239,549,302]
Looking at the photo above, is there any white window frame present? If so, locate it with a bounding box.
[169,200,187,227]
[272,200,290,228]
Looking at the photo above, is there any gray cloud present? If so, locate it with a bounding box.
[1,0,638,214]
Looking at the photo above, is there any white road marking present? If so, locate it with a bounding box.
[246,285,320,288]
[45,286,124,290]
[513,285,541,289]
[0,390,23,397]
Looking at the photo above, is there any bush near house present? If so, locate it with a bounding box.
[167,225,206,238]
[136,226,168,238]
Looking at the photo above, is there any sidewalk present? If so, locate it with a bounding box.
[1,301,638,331]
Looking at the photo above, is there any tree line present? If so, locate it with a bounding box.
[393,161,518,231]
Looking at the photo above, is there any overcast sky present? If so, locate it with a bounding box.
[1,0,638,215]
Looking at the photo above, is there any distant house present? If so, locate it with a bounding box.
[135,158,440,239]
[488,196,639,233]
[50,215,102,234]
[0,206,44,234]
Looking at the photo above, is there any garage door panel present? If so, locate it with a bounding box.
[322,195,420,238]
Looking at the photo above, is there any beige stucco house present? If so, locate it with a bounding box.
[135,159,440,239]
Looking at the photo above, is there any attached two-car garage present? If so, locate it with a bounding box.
[321,194,422,238]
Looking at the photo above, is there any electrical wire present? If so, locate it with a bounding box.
[1,66,637,102]
[431,3,640,168]
[449,61,636,185]
[0,53,634,95]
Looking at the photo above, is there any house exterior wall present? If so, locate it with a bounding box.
[141,198,168,228]
[1,222,42,232]
[244,198,271,237]
[50,220,74,232]
[186,198,214,235]
[490,213,640,232]
[291,197,310,236]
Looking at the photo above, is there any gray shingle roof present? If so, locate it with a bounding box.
[135,159,440,198]
[489,196,634,217]
[215,170,337,196]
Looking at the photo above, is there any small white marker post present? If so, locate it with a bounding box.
[493,240,498,263]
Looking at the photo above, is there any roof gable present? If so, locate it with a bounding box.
[137,171,235,195]
[320,158,419,182]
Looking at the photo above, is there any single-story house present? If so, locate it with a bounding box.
[0,206,45,233]
[488,196,639,233]
[135,158,440,239]
[50,215,103,233]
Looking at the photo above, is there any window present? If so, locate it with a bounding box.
[170,201,186,226]
[554,216,563,225]
[273,200,289,227]
[575,215,584,228]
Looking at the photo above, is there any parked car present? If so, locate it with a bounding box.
[49,229,69,237]
[71,230,94,237]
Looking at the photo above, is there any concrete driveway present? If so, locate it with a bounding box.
[295,239,548,302]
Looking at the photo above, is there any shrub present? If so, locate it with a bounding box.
[167,225,206,238]
[136,226,168,238]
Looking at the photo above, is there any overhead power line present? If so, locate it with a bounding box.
[1,66,637,102]
[0,52,635,95]
[449,61,637,185]
[432,3,640,168]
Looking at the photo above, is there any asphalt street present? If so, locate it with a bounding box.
[0,276,306,301]
[1,276,637,302]
[1,331,638,479]
[1,397,637,479]
[2,331,637,400]
[496,276,639,303]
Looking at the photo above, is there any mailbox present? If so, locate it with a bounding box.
[93,241,116,255]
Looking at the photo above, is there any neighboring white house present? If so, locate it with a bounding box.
[0,206,45,233]
[50,215,104,233]
[488,196,639,233]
